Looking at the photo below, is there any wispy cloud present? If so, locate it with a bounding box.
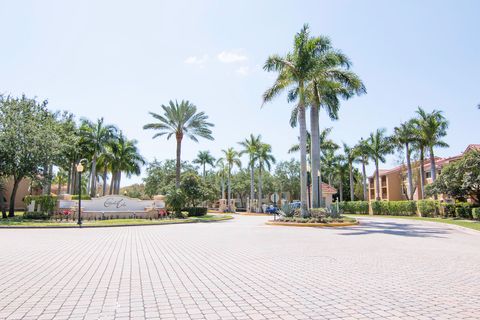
[235,66,250,76]
[217,50,248,63]
[184,54,208,67]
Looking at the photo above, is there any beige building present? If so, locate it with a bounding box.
[368,144,480,201]
[2,177,42,211]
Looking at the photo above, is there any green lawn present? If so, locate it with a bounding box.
[346,214,480,232]
[0,214,233,228]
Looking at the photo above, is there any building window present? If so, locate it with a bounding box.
[425,171,431,179]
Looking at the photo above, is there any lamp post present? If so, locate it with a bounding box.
[76,159,87,227]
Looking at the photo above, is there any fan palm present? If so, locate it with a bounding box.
[193,150,216,180]
[263,24,324,216]
[220,148,241,212]
[238,134,261,212]
[254,143,276,212]
[79,118,117,197]
[393,120,417,200]
[143,100,214,188]
[366,128,393,200]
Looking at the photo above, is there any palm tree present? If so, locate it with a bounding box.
[366,128,393,200]
[415,107,449,182]
[321,149,340,187]
[355,138,370,201]
[97,144,115,196]
[334,155,348,202]
[393,120,417,200]
[79,118,117,197]
[220,148,241,212]
[254,143,276,212]
[53,169,68,196]
[263,24,323,217]
[193,150,216,180]
[109,132,145,195]
[342,143,358,201]
[238,134,261,212]
[216,158,227,199]
[143,100,214,188]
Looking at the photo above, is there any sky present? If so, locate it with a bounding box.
[1,0,479,186]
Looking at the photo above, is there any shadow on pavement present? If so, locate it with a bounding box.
[337,220,450,238]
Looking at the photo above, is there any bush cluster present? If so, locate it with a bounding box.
[182,207,208,217]
[370,201,417,216]
[71,195,91,200]
[24,195,57,214]
[455,203,473,219]
[339,201,369,214]
[472,208,480,220]
[23,211,49,220]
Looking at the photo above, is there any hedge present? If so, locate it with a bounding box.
[339,201,369,214]
[24,195,57,214]
[370,201,417,216]
[472,208,480,220]
[71,195,91,200]
[455,203,472,219]
[182,207,208,217]
[417,200,438,217]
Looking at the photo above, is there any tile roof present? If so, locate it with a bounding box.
[321,183,337,194]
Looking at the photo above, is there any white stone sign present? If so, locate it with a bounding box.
[58,195,165,213]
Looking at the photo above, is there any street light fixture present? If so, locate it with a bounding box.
[76,159,87,227]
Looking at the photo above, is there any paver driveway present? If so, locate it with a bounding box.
[0,215,479,320]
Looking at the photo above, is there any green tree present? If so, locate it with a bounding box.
[273,159,300,201]
[426,150,480,204]
[79,118,117,197]
[263,24,322,216]
[366,128,393,200]
[238,134,261,211]
[143,159,196,197]
[254,143,276,212]
[393,120,417,200]
[0,95,60,216]
[192,150,216,180]
[143,100,214,188]
[220,148,241,212]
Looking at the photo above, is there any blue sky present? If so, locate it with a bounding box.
[1,0,478,186]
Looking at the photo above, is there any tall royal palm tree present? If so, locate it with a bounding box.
[238,134,261,212]
[263,24,323,217]
[79,118,117,197]
[366,128,393,200]
[355,138,371,201]
[254,142,276,212]
[415,107,449,182]
[342,143,358,201]
[143,100,214,188]
[193,150,216,180]
[220,148,241,212]
[109,132,145,195]
[393,120,417,200]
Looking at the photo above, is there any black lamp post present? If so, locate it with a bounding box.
[76,159,87,227]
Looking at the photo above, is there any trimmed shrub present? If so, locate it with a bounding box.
[417,200,439,217]
[23,211,49,220]
[472,208,480,220]
[71,195,91,200]
[340,201,369,214]
[387,201,417,216]
[182,207,207,217]
[371,201,383,215]
[440,203,456,218]
[24,195,57,214]
[455,203,472,219]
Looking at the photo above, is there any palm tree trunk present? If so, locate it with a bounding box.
[298,99,308,217]
[203,163,206,180]
[67,166,71,194]
[339,176,344,202]
[58,180,62,196]
[258,165,263,213]
[419,147,426,199]
[429,146,438,200]
[90,155,97,197]
[220,176,225,199]
[175,135,182,189]
[250,158,255,212]
[227,166,231,211]
[349,162,354,201]
[405,143,414,200]
[361,158,368,201]
[318,165,324,207]
[102,166,108,196]
[116,172,121,194]
[375,159,381,201]
[109,171,115,195]
[310,105,320,208]
[8,177,21,217]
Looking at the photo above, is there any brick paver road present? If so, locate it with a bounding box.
[0,215,479,320]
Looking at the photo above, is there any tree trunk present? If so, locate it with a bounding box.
[203,163,206,180]
[258,165,263,213]
[349,162,354,201]
[102,166,108,196]
[405,143,414,200]
[339,176,344,202]
[109,171,115,195]
[250,158,255,212]
[361,158,368,201]
[89,155,97,197]
[318,165,324,207]
[227,166,231,211]
[375,159,381,201]
[175,134,182,189]
[8,177,21,217]
[429,146,438,200]
[419,147,426,199]
[46,164,53,195]
[57,180,62,196]
[0,183,6,219]
[298,98,308,217]
[310,104,320,208]
[220,176,225,199]
[115,172,121,194]
[67,166,72,194]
